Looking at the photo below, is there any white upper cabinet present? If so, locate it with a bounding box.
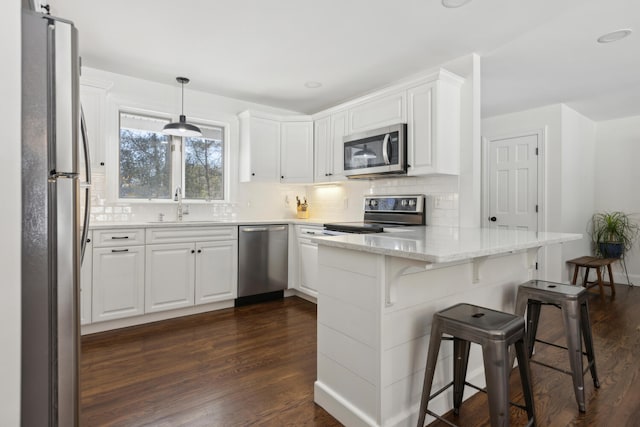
[239,111,281,182]
[407,71,463,176]
[313,111,347,183]
[347,92,406,134]
[79,78,111,170]
[239,111,313,183]
[280,121,314,183]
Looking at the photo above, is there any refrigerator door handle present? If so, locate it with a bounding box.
[80,106,91,184]
[80,186,90,263]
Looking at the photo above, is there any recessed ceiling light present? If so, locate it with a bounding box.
[304,81,322,89]
[597,29,633,43]
[442,0,473,8]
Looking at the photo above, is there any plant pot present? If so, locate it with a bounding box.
[598,242,624,259]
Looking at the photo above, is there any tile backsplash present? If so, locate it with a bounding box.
[87,170,459,226]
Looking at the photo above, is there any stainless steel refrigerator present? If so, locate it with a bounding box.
[22,8,90,427]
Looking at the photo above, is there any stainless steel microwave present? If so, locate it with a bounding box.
[343,123,407,178]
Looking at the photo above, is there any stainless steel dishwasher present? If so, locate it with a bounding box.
[237,224,289,305]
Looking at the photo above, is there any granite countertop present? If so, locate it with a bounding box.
[311,226,582,264]
[88,218,335,230]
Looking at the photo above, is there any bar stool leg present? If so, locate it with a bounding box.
[580,301,600,388]
[526,300,542,358]
[417,319,443,427]
[571,265,580,285]
[453,338,471,415]
[482,340,510,427]
[514,338,536,423]
[561,300,587,412]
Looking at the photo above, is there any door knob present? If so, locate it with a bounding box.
[489,216,497,222]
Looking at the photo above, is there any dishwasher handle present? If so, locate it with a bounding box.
[241,225,287,232]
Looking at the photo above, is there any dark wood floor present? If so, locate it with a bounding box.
[80,297,341,426]
[82,287,640,427]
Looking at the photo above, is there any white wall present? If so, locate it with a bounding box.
[482,104,597,282]
[82,67,309,223]
[0,0,22,424]
[595,115,640,283]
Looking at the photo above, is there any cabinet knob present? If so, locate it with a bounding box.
[100,162,105,166]
[281,176,284,179]
[489,216,497,222]
[197,249,202,253]
[251,172,255,176]
[191,249,196,254]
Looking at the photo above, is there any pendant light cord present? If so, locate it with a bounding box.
[181,80,185,115]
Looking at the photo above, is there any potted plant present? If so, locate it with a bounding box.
[589,211,640,258]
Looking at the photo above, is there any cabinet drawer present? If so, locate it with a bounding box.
[297,225,324,237]
[93,228,145,247]
[146,226,238,244]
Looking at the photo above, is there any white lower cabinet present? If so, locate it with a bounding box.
[80,232,93,325]
[92,244,145,322]
[296,225,323,298]
[195,240,238,304]
[145,226,238,314]
[145,243,195,313]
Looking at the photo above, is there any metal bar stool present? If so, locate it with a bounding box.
[417,303,535,427]
[514,280,600,413]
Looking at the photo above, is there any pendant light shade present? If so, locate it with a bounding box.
[353,144,376,159]
[163,77,202,137]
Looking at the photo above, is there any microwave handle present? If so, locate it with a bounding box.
[382,133,391,165]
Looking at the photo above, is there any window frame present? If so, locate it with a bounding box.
[113,107,231,204]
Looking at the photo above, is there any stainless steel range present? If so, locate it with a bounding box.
[324,195,426,234]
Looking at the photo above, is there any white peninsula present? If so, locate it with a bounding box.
[312,226,580,427]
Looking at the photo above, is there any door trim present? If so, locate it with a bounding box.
[481,128,546,234]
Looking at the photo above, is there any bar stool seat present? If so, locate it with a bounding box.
[514,280,600,413]
[417,303,535,427]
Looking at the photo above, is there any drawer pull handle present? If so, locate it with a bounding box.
[111,236,130,240]
[111,249,129,253]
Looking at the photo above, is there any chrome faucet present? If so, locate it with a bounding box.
[174,187,183,221]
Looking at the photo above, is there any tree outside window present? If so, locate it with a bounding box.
[184,125,224,200]
[119,113,171,199]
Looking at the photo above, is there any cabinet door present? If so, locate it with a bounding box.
[92,246,144,322]
[80,234,93,325]
[79,84,106,169]
[195,240,238,304]
[330,111,348,179]
[298,238,319,297]
[280,121,314,183]
[313,116,332,182]
[407,82,436,175]
[145,243,195,313]
[246,115,281,182]
[348,92,406,134]
[407,79,460,176]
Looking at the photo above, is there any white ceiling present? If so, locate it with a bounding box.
[52,0,639,121]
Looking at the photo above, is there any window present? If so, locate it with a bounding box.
[119,113,172,199]
[118,112,226,201]
[184,125,224,201]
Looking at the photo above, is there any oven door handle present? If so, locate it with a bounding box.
[382,133,391,165]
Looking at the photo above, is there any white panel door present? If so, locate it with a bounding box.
[487,133,538,230]
[92,245,145,322]
[195,240,238,304]
[145,243,195,313]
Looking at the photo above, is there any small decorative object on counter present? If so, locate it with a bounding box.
[296,196,309,219]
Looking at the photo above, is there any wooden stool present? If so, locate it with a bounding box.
[417,303,535,427]
[566,256,617,299]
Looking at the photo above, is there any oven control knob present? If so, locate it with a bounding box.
[401,199,408,206]
[408,200,416,207]
[371,200,378,207]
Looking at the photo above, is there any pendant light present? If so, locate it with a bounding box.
[353,144,376,159]
[162,77,202,137]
